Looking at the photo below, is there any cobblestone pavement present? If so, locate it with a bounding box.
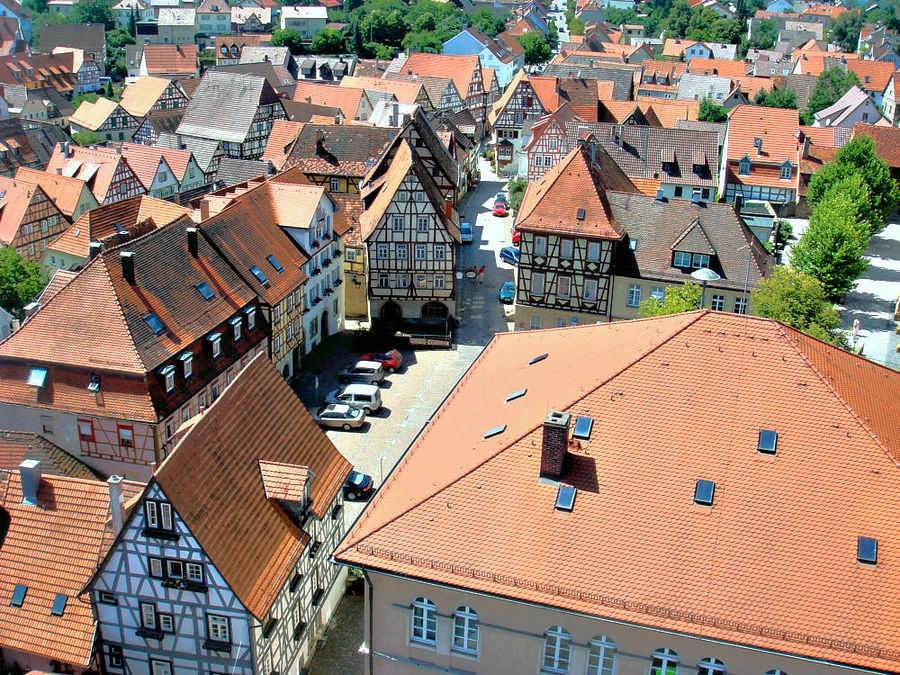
[304,158,513,673]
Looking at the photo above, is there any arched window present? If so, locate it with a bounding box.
[452,606,479,655]
[541,626,571,674]
[410,597,436,645]
[586,635,616,675]
[651,648,679,675]
[698,658,726,675]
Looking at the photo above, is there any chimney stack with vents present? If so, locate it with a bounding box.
[541,411,570,479]
[187,227,199,257]
[89,241,103,260]
[121,251,135,285]
[444,195,453,220]
[107,475,124,534]
[19,458,40,506]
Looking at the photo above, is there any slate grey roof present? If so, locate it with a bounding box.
[21,119,72,167]
[282,99,342,122]
[776,73,818,110]
[141,109,184,135]
[540,63,635,100]
[609,191,772,291]
[565,122,720,188]
[212,62,295,89]
[157,133,222,173]
[38,22,104,56]
[674,118,726,145]
[215,157,271,188]
[177,71,281,144]
[676,72,733,102]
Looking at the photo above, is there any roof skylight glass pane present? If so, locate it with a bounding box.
[267,254,284,273]
[505,388,527,402]
[27,367,48,388]
[51,593,67,616]
[483,425,506,439]
[250,266,269,286]
[556,485,576,511]
[758,429,778,454]
[10,584,26,607]
[858,536,878,564]
[143,312,166,336]
[529,353,548,365]
[694,479,715,506]
[573,416,593,440]
[196,282,215,301]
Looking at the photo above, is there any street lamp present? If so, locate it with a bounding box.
[690,267,721,308]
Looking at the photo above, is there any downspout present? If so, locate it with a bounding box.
[364,569,375,674]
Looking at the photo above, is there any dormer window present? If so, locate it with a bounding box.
[661,161,673,174]
[673,251,692,268]
[244,306,256,330]
[780,161,793,180]
[692,163,705,176]
[738,156,751,176]
[145,499,173,531]
[178,351,192,378]
[159,364,175,393]
[229,316,242,341]
[207,333,222,359]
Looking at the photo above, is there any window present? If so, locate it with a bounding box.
[674,186,683,197]
[179,351,192,378]
[627,284,642,307]
[738,157,751,176]
[273,305,281,324]
[118,425,134,447]
[531,272,545,295]
[452,607,479,655]
[208,333,221,358]
[534,236,547,256]
[530,314,542,330]
[434,244,445,260]
[397,273,410,288]
[378,272,389,288]
[330,177,340,192]
[560,239,573,258]
[711,294,725,311]
[78,418,94,441]
[377,243,389,259]
[159,612,175,632]
[397,244,408,259]
[549,138,557,150]
[734,297,747,315]
[207,614,230,642]
[417,216,428,231]
[150,660,172,675]
[558,275,571,298]
[273,335,281,353]
[244,306,256,330]
[692,254,710,269]
[697,658,726,675]
[411,597,437,645]
[651,287,665,301]
[556,318,567,328]
[587,635,616,675]
[780,162,792,180]
[140,601,157,629]
[392,215,404,231]
[415,273,427,288]
[584,278,598,302]
[651,648,679,675]
[587,242,600,262]
[346,247,357,262]
[230,316,242,341]
[541,626,571,673]
[673,251,691,268]
[145,500,173,531]
[267,255,284,273]
[434,275,445,289]
[98,590,117,604]
[104,644,123,669]
[415,244,427,260]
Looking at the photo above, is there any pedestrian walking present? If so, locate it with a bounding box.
[478,266,485,285]
[852,317,861,345]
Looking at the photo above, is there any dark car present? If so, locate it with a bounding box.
[495,192,509,208]
[344,470,375,500]
[499,280,516,303]
[361,349,404,373]
[499,246,520,266]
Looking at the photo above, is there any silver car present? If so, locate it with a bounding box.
[313,404,366,430]
[338,360,386,385]
[326,383,383,413]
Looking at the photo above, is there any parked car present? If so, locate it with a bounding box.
[338,360,386,385]
[493,202,507,217]
[499,280,516,304]
[499,246,520,266]
[495,192,509,208]
[512,229,521,245]
[459,221,473,244]
[326,383,382,413]
[344,470,375,500]
[361,349,404,373]
[314,404,366,430]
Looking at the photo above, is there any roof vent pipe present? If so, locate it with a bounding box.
[89,241,103,260]
[107,475,124,534]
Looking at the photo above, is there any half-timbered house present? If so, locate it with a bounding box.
[489,71,559,172]
[0,216,267,480]
[523,103,579,181]
[383,72,466,115]
[132,110,184,147]
[332,192,367,320]
[119,76,190,119]
[360,140,460,327]
[513,141,640,330]
[45,143,146,205]
[177,71,286,161]
[68,97,140,143]
[0,175,70,261]
[88,353,352,675]
[14,166,99,223]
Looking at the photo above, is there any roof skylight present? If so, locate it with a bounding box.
[505,388,527,402]
[267,254,284,273]
[758,429,777,454]
[250,266,270,286]
[27,367,47,388]
[576,208,585,220]
[694,479,715,506]
[196,282,215,301]
[10,584,26,607]
[88,373,101,393]
[483,425,506,439]
[51,593,67,616]
[143,312,166,336]
[572,416,593,441]
[529,353,548,365]
[555,485,576,511]
[858,537,878,565]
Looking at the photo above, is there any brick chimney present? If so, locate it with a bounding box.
[186,226,199,257]
[444,195,453,220]
[121,251,135,285]
[89,241,103,259]
[540,411,570,479]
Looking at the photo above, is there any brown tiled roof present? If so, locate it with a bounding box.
[852,122,900,168]
[340,75,426,105]
[726,104,800,164]
[687,57,748,78]
[0,470,143,665]
[261,119,305,169]
[336,310,900,673]
[0,430,100,479]
[383,72,460,108]
[258,460,309,501]
[282,123,396,178]
[14,167,94,219]
[516,142,636,238]
[155,353,351,619]
[119,76,174,117]
[330,191,363,242]
[120,143,192,187]
[142,44,198,75]
[0,177,49,246]
[0,53,78,95]
[37,268,77,303]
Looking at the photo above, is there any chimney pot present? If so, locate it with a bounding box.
[444,194,453,220]
[186,226,199,257]
[540,410,570,479]
[107,475,124,534]
[55,167,62,175]
[89,241,103,259]
[18,458,40,505]
[121,251,135,285]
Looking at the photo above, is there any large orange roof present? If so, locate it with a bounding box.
[400,52,481,103]
[687,57,748,78]
[292,81,368,119]
[44,144,132,204]
[339,75,426,105]
[261,119,304,169]
[726,104,800,163]
[337,311,900,672]
[120,142,193,186]
[0,177,40,246]
[142,43,197,75]
[847,58,895,93]
[14,167,95,219]
[119,75,174,117]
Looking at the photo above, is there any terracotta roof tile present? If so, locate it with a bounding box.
[155,353,351,619]
[44,144,136,205]
[0,430,100,479]
[292,81,369,119]
[13,167,94,219]
[336,311,900,673]
[142,44,198,75]
[726,104,800,163]
[847,58,895,94]
[69,97,128,132]
[399,52,481,103]
[687,57,749,78]
[262,119,305,169]
[282,123,396,178]
[258,460,309,501]
[340,75,426,105]
[851,122,900,168]
[0,177,46,246]
[120,142,193,186]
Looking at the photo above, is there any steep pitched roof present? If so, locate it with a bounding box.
[336,310,900,673]
[282,123,396,178]
[726,104,800,163]
[68,97,124,132]
[814,85,877,126]
[398,52,481,102]
[0,430,100,479]
[14,167,95,219]
[142,43,198,75]
[37,22,104,56]
[340,75,427,106]
[119,76,175,117]
[292,81,369,119]
[261,119,305,169]
[0,177,43,246]
[178,71,280,144]
[154,353,351,619]
[851,122,900,168]
[120,142,193,186]
[687,57,748,78]
[44,144,136,205]
[515,142,637,238]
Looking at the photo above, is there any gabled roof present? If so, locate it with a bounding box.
[687,57,748,78]
[0,470,143,666]
[44,144,137,204]
[0,430,100,479]
[0,177,46,246]
[119,76,176,117]
[0,53,78,94]
[515,142,636,238]
[261,119,305,169]
[847,58,895,94]
[178,71,280,144]
[136,109,184,137]
[154,353,351,620]
[340,75,427,105]
[397,52,481,102]
[141,44,198,75]
[540,64,636,100]
[0,215,254,374]
[69,97,130,132]
[851,122,900,168]
[726,104,800,163]
[282,123,396,178]
[37,22,104,56]
[336,310,900,673]
[813,85,878,126]
[121,142,194,185]
[13,167,93,219]
[292,81,370,119]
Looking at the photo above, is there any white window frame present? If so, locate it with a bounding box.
[586,635,616,675]
[377,243,389,260]
[560,239,573,258]
[530,314,542,330]
[150,660,171,675]
[711,294,725,311]
[697,658,726,675]
[397,273,410,288]
[179,352,192,378]
[651,287,665,301]
[245,307,256,330]
[158,612,175,632]
[392,215,404,231]
[378,272,389,288]
[140,601,157,629]
[433,275,445,289]
[587,241,600,262]
[542,625,572,674]
[209,334,222,358]
[531,272,545,295]
[186,562,203,582]
[417,215,428,231]
[534,235,547,256]
[452,606,479,655]
[207,614,230,642]
[434,244,446,260]
[651,648,679,675]
[411,597,437,645]
[584,278,598,302]
[330,177,340,192]
[734,297,748,315]
[691,254,710,269]
[415,243,427,260]
[738,158,751,176]
[415,273,427,288]
[397,244,408,259]
[627,284,642,307]
[673,251,692,268]
[345,247,357,262]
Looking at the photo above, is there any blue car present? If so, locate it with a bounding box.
[499,280,516,303]
[459,222,473,244]
[499,246,520,266]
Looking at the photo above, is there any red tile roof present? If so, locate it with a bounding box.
[292,81,369,119]
[0,430,100,479]
[851,122,900,168]
[0,177,47,246]
[261,119,305,169]
[847,58,895,94]
[336,310,900,673]
[687,57,748,78]
[142,44,198,76]
[44,144,138,205]
[399,52,481,103]
[726,104,800,163]
[802,3,848,17]
[120,142,194,186]
[14,167,94,219]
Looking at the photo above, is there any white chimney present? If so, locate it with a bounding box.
[19,458,40,505]
[107,475,124,534]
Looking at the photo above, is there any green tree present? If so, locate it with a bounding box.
[568,16,584,34]
[698,96,727,122]
[128,8,136,37]
[470,8,506,37]
[747,18,776,50]
[750,266,846,346]
[402,30,443,53]
[806,67,860,116]
[71,130,102,146]
[359,7,408,46]
[22,0,48,12]
[604,6,640,24]
[546,21,558,44]
[0,248,45,319]
[754,87,797,109]
[310,27,346,54]
[270,28,306,55]
[73,0,115,29]
[508,177,527,211]
[827,9,862,52]
[791,190,869,299]
[806,135,900,231]
[663,0,692,38]
[639,282,702,317]
[516,31,552,65]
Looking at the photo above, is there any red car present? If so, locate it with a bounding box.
[511,229,521,245]
[360,349,404,373]
[492,202,507,217]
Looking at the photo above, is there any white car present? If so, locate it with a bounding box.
[313,404,366,430]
